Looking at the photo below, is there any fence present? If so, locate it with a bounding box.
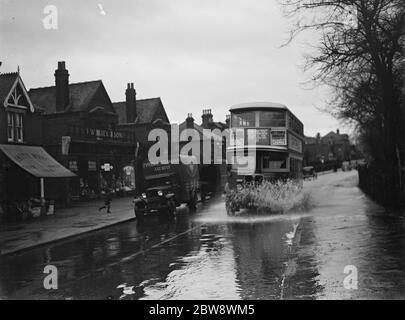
[358,164,402,208]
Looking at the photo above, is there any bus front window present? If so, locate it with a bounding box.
[259,110,286,127]
[231,111,256,127]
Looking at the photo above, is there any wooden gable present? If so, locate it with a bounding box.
[3,76,35,112]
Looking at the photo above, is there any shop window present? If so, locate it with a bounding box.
[88,161,97,171]
[122,165,135,191]
[69,160,78,171]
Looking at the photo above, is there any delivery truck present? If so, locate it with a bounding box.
[133,155,199,220]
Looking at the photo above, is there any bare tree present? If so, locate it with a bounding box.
[281,0,405,205]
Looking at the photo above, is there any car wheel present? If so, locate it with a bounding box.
[134,205,144,221]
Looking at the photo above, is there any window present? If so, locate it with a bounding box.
[287,113,303,136]
[15,113,23,142]
[69,160,79,172]
[7,112,24,142]
[262,153,287,171]
[246,128,270,145]
[7,112,14,141]
[259,111,286,127]
[231,111,256,127]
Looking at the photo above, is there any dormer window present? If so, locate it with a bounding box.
[7,111,24,143]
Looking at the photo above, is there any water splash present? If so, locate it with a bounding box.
[195,211,313,225]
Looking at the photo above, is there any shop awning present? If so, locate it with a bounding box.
[0,144,76,178]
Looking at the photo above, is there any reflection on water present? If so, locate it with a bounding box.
[0,209,299,299]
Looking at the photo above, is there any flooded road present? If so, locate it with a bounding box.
[0,171,404,299]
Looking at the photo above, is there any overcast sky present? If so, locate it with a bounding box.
[0,0,346,136]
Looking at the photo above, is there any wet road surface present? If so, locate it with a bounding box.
[0,171,404,299]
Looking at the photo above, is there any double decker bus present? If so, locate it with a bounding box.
[227,102,304,185]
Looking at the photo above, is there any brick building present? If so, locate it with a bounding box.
[29,62,136,202]
[113,83,170,147]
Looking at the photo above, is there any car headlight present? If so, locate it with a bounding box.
[157,190,163,197]
[141,193,147,199]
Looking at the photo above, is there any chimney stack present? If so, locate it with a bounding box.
[336,129,340,135]
[202,109,213,128]
[316,132,321,144]
[186,113,194,129]
[125,83,137,123]
[55,61,69,112]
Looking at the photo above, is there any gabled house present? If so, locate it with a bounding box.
[303,129,354,168]
[0,72,40,145]
[28,62,136,202]
[0,71,75,221]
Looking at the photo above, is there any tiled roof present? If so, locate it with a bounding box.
[304,132,349,145]
[322,131,349,142]
[201,121,227,130]
[179,121,204,135]
[0,72,18,104]
[113,98,166,124]
[29,80,103,114]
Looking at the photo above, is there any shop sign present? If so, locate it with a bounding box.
[143,161,172,176]
[86,128,124,140]
[101,163,113,172]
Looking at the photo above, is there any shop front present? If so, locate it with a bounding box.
[57,141,136,201]
[0,144,76,222]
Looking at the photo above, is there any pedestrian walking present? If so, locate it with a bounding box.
[98,188,112,213]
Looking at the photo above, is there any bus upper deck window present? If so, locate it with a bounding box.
[259,111,286,127]
[231,111,256,127]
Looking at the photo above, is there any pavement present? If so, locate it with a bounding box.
[0,197,135,256]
